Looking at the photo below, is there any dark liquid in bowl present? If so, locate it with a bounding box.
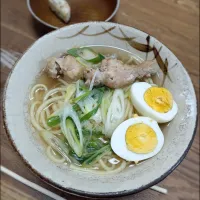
[30,0,117,28]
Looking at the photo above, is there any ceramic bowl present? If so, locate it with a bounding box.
[27,0,120,29]
[3,22,197,198]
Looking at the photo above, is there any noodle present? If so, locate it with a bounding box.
[43,88,66,101]
[41,110,50,130]
[98,159,115,171]
[35,96,64,122]
[30,101,44,131]
[70,161,127,175]
[58,78,68,86]
[30,84,48,100]
[50,129,63,135]
[30,80,130,173]
[58,101,64,108]
[45,107,51,118]
[52,103,59,112]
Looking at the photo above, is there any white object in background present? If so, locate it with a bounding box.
[151,185,168,194]
[48,0,71,23]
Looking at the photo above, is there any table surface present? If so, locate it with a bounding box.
[1,0,199,200]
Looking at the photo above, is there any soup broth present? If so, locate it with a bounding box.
[29,46,164,174]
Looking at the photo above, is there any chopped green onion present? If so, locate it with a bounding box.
[86,53,105,64]
[98,53,105,60]
[69,150,92,164]
[78,47,97,60]
[67,48,79,57]
[65,84,76,102]
[67,47,105,65]
[82,144,111,166]
[47,116,61,127]
[80,88,104,122]
[46,104,81,127]
[72,91,91,103]
[66,118,80,143]
[61,104,83,157]
[76,57,92,67]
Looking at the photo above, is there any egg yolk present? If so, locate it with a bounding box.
[144,87,173,113]
[125,123,158,154]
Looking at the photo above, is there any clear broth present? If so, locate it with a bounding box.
[30,46,162,171]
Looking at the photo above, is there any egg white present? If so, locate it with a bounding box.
[130,82,178,123]
[111,117,164,162]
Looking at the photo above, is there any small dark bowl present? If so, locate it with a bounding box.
[27,0,120,29]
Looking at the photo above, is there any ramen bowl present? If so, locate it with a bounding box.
[3,22,197,198]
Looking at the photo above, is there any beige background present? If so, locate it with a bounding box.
[1,0,199,199]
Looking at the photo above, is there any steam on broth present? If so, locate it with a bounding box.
[29,46,177,174]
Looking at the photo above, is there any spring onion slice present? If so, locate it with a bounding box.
[104,89,125,138]
[76,57,92,68]
[78,47,97,60]
[80,88,104,122]
[72,90,91,103]
[47,103,80,127]
[47,116,61,127]
[65,84,76,102]
[60,104,83,157]
[47,88,104,126]
[100,90,113,124]
[82,144,111,166]
[67,48,79,57]
[88,53,105,64]
[67,47,105,64]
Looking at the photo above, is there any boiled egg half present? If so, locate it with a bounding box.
[130,82,178,123]
[111,117,164,162]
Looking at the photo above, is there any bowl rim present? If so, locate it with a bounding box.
[3,21,198,198]
[26,0,121,29]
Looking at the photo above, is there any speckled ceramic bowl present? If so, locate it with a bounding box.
[3,22,198,198]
